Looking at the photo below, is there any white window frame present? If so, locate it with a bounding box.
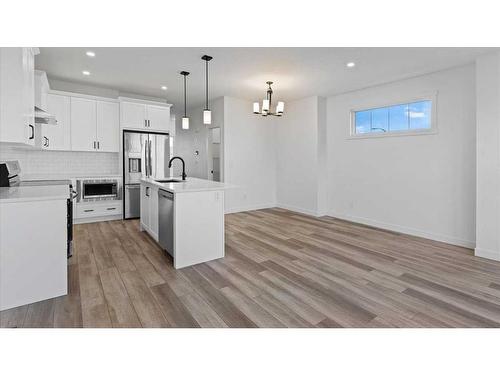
[348,91,438,139]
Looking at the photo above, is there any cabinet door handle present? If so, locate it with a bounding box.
[93,141,96,149]
[43,136,48,147]
[84,209,94,212]
[145,119,147,127]
[29,124,34,139]
[97,141,100,149]
[145,186,150,197]
[148,119,151,127]
[106,207,116,211]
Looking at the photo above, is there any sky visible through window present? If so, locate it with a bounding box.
[354,100,431,134]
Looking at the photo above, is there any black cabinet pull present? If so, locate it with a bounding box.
[28,124,34,139]
[84,209,94,212]
[106,207,116,211]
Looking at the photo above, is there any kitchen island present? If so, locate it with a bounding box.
[140,177,229,269]
[0,184,69,311]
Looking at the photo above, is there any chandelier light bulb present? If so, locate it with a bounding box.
[276,101,284,114]
[262,99,270,113]
[253,102,260,114]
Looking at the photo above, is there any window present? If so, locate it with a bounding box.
[351,99,433,137]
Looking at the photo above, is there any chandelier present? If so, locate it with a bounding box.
[253,81,284,116]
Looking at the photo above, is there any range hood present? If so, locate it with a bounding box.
[35,106,57,125]
[34,70,57,125]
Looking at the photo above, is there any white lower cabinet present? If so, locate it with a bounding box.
[0,197,67,311]
[140,182,159,240]
[74,200,122,223]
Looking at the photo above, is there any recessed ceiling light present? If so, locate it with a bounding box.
[82,70,90,76]
[346,62,356,68]
[86,51,95,57]
[161,86,168,90]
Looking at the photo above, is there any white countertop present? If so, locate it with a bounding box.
[141,177,232,194]
[0,185,70,203]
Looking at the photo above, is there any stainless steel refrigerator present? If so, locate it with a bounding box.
[123,130,172,219]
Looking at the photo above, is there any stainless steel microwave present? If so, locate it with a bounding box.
[76,179,121,202]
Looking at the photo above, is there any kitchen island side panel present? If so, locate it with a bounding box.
[173,190,224,269]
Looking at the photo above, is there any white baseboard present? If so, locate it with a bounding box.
[276,202,322,217]
[224,202,276,214]
[475,247,500,261]
[329,211,475,249]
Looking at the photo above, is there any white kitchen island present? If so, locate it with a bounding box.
[0,185,68,311]
[140,177,229,269]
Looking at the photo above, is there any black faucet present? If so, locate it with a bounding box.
[168,156,187,180]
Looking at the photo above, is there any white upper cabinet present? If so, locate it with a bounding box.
[34,70,49,112]
[40,94,71,150]
[96,101,119,152]
[120,99,171,133]
[120,101,147,128]
[147,105,170,131]
[70,97,119,152]
[0,47,37,146]
[70,97,97,151]
[23,48,36,147]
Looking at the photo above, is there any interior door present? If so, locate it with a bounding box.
[147,105,170,132]
[71,97,96,151]
[96,101,119,152]
[207,127,221,181]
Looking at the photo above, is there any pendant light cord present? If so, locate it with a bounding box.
[206,59,209,110]
[184,74,187,117]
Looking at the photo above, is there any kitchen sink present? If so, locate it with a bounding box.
[155,179,183,183]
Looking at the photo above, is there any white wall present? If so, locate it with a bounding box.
[223,96,277,213]
[0,145,119,177]
[475,52,500,260]
[275,96,327,216]
[327,65,476,248]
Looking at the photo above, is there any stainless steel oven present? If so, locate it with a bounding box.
[77,179,121,202]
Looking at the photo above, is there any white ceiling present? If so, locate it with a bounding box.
[36,47,497,113]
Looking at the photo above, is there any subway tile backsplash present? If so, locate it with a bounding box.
[0,145,119,177]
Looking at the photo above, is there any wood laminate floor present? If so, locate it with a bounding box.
[2,208,500,328]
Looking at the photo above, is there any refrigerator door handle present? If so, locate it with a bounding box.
[144,138,149,177]
[148,139,153,177]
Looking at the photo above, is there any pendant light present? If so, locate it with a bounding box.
[253,81,284,117]
[202,55,213,125]
[180,71,190,129]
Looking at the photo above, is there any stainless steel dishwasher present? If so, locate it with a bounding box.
[158,189,174,256]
